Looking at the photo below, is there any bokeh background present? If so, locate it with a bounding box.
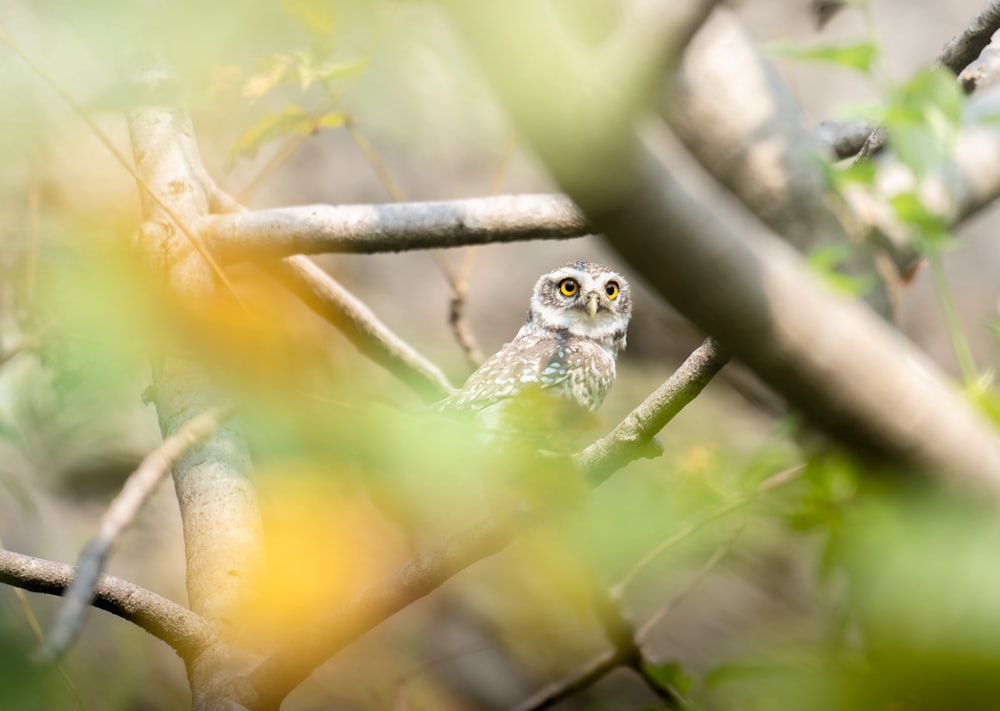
[1,0,999,708]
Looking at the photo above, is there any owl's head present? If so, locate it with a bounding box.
[525,261,632,349]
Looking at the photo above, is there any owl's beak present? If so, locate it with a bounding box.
[586,294,598,318]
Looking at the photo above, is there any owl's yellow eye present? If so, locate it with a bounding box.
[559,278,578,297]
[606,281,620,300]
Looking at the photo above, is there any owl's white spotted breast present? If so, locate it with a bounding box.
[440,332,616,413]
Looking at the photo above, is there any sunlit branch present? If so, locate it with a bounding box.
[36,409,224,663]
[199,195,592,262]
[0,549,212,659]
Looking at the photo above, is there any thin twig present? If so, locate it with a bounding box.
[511,649,623,711]
[271,255,455,402]
[35,408,225,663]
[577,337,731,487]
[636,527,744,640]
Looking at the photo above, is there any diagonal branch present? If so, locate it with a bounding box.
[199,195,591,262]
[245,337,730,709]
[36,408,224,663]
[0,549,212,659]
[269,255,455,402]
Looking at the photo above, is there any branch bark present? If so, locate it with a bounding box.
[128,77,265,711]
[200,195,591,262]
[0,549,211,659]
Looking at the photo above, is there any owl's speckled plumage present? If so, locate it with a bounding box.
[439,262,632,425]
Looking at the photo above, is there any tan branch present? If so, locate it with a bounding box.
[0,549,211,659]
[199,195,591,262]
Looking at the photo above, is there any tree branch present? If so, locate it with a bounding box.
[269,255,455,402]
[246,337,729,709]
[0,549,212,659]
[199,195,591,262]
[938,0,1000,75]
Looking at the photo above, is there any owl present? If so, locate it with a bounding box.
[438,261,632,447]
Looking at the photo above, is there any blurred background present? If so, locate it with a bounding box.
[1,0,999,709]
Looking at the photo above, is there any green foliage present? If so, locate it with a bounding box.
[764,39,879,74]
[805,244,878,297]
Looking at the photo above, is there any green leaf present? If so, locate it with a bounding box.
[230,106,346,159]
[295,52,369,90]
[887,190,952,253]
[642,660,694,696]
[764,39,878,74]
[242,54,296,102]
[806,244,877,297]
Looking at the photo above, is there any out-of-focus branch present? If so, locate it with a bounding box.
[856,0,1000,158]
[817,119,880,160]
[440,1,1000,490]
[938,0,1000,75]
[246,336,729,709]
[668,10,908,316]
[36,408,224,663]
[199,195,591,262]
[0,549,211,659]
[270,255,455,402]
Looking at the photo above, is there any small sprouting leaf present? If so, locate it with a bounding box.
[230,106,348,160]
[806,244,877,297]
[242,54,296,101]
[295,52,369,91]
[887,190,952,252]
[764,39,878,74]
[884,68,964,177]
[642,661,694,696]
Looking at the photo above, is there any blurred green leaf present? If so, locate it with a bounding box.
[887,190,952,253]
[642,660,694,696]
[806,243,878,297]
[884,68,963,177]
[764,40,878,74]
[230,105,346,159]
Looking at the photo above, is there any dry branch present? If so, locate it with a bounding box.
[200,195,591,262]
[0,549,211,658]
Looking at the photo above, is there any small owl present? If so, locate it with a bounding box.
[438,261,632,446]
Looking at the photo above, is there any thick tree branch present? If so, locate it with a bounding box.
[0,549,212,659]
[128,74,264,711]
[246,338,729,709]
[200,195,591,262]
[669,10,907,316]
[270,255,455,402]
[442,3,1000,490]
